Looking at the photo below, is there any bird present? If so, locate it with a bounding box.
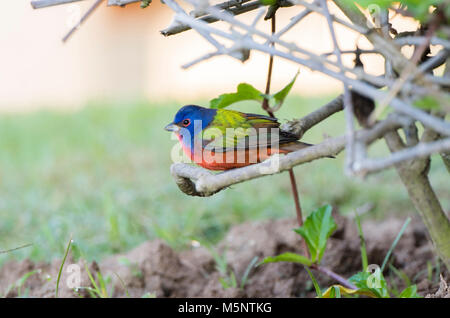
[164,105,313,171]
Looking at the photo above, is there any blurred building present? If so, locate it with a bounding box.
[0,1,418,112]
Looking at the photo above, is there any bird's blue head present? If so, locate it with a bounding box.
[165,105,217,150]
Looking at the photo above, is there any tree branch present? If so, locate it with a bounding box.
[170,113,403,197]
[107,0,139,6]
[31,0,87,9]
[62,0,104,43]
[30,0,138,8]
[280,95,344,139]
[384,130,450,271]
[161,1,262,36]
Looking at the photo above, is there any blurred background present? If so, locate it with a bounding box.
[0,1,447,264]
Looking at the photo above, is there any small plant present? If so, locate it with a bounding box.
[55,238,127,298]
[210,248,259,290]
[260,204,422,298]
[2,269,41,298]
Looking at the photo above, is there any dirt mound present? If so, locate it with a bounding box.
[0,214,448,297]
[426,276,450,298]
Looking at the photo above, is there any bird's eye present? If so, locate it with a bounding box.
[182,119,191,127]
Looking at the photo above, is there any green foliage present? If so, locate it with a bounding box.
[140,0,151,9]
[305,267,322,297]
[399,285,421,298]
[381,217,411,272]
[259,0,277,6]
[240,256,259,289]
[260,202,422,298]
[1,98,447,267]
[3,269,41,297]
[355,213,368,271]
[84,262,110,298]
[210,83,264,109]
[209,71,299,110]
[260,205,335,268]
[219,271,238,289]
[294,205,337,264]
[353,0,446,23]
[349,270,390,298]
[413,96,441,110]
[271,70,300,109]
[55,238,72,298]
[260,252,312,266]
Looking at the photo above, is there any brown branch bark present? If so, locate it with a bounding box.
[170,114,402,197]
[161,1,262,36]
[384,130,450,270]
[280,95,344,138]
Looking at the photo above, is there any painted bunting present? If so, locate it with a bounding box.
[164,105,312,171]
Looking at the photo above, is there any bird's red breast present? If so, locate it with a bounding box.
[176,134,309,171]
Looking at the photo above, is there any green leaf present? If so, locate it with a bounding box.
[381,217,411,272]
[260,252,312,266]
[349,270,390,298]
[272,70,300,107]
[294,205,337,263]
[353,0,445,23]
[355,213,368,272]
[322,285,356,298]
[209,83,264,109]
[399,285,421,298]
[259,0,277,6]
[305,267,322,297]
[140,0,151,8]
[413,96,441,110]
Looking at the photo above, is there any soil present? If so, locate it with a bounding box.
[0,212,448,298]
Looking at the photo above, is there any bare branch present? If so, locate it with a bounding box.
[31,0,87,9]
[320,0,356,174]
[395,36,450,50]
[281,95,344,138]
[354,138,450,175]
[170,114,403,197]
[0,243,33,254]
[62,0,104,43]
[161,1,262,36]
[31,0,138,8]
[418,49,449,74]
[107,0,139,5]
[164,0,450,137]
[190,0,253,18]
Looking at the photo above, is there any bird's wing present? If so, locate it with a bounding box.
[201,109,298,152]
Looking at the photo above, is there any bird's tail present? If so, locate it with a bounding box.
[279,141,335,158]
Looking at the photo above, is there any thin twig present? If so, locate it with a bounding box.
[320,0,356,174]
[161,1,262,36]
[311,264,357,290]
[261,15,276,118]
[31,0,86,9]
[164,1,450,136]
[369,16,440,124]
[353,138,450,175]
[0,243,33,254]
[282,95,344,139]
[62,0,104,43]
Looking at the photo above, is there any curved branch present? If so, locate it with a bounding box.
[171,135,346,197]
[170,115,402,196]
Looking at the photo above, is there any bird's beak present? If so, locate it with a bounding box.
[164,123,180,132]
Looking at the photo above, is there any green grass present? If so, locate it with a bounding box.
[0,96,448,265]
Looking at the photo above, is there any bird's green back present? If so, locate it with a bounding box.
[202,109,281,150]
